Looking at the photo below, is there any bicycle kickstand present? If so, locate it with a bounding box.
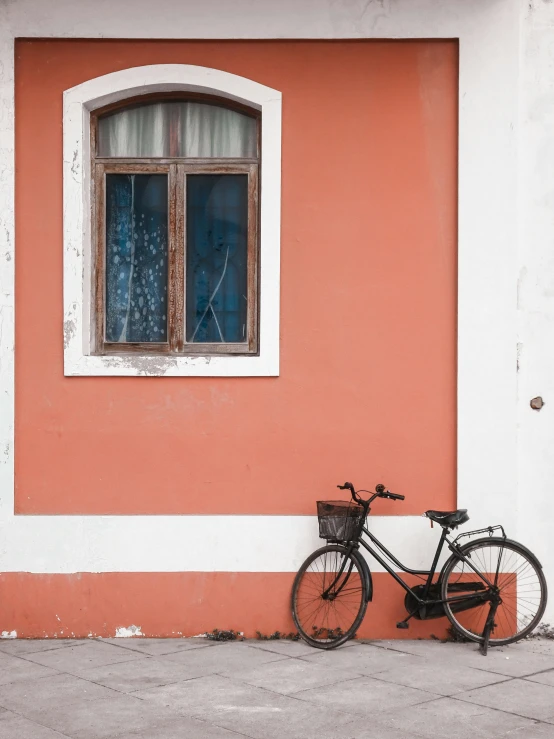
[396,606,420,630]
[480,601,499,656]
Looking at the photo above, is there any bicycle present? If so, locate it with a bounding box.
[291,482,547,655]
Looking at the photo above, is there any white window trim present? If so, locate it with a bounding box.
[63,64,282,376]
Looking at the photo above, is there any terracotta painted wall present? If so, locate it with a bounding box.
[15,39,457,517]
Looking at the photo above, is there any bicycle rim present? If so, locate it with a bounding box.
[442,538,547,645]
[291,545,367,649]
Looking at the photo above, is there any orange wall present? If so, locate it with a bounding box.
[0,572,451,640]
[15,39,457,515]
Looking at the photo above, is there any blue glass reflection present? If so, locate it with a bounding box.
[105,174,168,343]
[186,175,248,343]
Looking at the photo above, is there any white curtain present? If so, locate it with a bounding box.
[98,101,257,158]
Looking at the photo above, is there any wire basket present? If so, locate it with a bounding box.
[317,500,364,542]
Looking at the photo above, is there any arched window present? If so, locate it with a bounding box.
[91,94,259,355]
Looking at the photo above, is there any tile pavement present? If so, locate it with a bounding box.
[0,636,553,738]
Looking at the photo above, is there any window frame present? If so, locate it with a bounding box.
[90,94,260,357]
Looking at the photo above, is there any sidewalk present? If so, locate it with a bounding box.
[0,636,553,738]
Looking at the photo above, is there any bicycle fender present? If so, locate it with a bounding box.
[355,550,373,602]
[439,536,544,581]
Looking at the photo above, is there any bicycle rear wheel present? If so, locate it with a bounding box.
[291,544,367,649]
[441,537,547,646]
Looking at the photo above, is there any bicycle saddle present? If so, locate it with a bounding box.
[424,509,469,528]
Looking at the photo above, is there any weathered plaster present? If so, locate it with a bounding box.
[63,64,282,377]
[1,0,543,620]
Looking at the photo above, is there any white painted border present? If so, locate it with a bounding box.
[63,64,281,377]
[0,1,521,579]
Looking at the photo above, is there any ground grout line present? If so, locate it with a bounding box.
[93,637,220,657]
[0,706,76,739]
[0,640,90,658]
[448,691,554,724]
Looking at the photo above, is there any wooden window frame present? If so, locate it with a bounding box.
[91,97,260,357]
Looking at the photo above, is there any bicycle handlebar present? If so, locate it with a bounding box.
[337,482,405,504]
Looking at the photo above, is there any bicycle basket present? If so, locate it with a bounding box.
[317,500,364,542]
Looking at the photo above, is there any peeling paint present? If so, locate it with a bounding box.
[115,625,143,637]
[1,630,16,639]
[63,319,76,350]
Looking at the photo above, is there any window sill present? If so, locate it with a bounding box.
[64,351,278,377]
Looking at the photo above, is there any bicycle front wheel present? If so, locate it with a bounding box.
[441,537,547,646]
[291,544,367,649]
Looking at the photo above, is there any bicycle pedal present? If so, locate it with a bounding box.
[396,621,409,629]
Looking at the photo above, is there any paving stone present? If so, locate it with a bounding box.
[100,637,217,656]
[0,672,116,713]
[0,638,90,656]
[526,669,554,687]
[137,673,357,739]
[0,711,68,739]
[456,677,554,721]
[228,655,362,695]
[242,638,318,658]
[519,639,554,657]
[371,639,479,658]
[135,673,293,718]
[162,641,286,675]
[79,655,212,692]
[452,647,554,677]
[294,675,436,717]
[20,694,182,739]
[23,640,143,677]
[301,643,424,676]
[372,659,507,696]
[370,696,537,739]
[135,672,359,738]
[116,717,249,739]
[379,640,554,677]
[0,651,59,686]
[500,721,554,738]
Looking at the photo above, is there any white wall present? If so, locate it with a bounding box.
[2,0,552,625]
[518,0,554,619]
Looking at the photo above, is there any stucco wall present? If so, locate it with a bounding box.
[1,0,549,636]
[517,0,554,611]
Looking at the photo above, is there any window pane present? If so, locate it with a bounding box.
[105,174,168,343]
[186,175,248,344]
[98,102,257,158]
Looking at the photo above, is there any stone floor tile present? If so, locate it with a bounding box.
[526,669,554,687]
[294,675,436,717]
[135,673,293,718]
[242,638,318,658]
[0,638,90,656]
[372,659,508,696]
[0,711,69,739]
[23,640,144,677]
[135,672,359,738]
[162,641,286,675]
[99,637,217,656]
[370,639,473,657]
[519,640,554,657]
[498,721,554,738]
[0,672,116,713]
[20,694,181,739]
[115,717,249,739]
[370,696,537,739]
[381,639,554,677]
[456,677,554,721]
[80,655,210,692]
[227,655,362,695]
[0,651,59,686]
[300,643,424,676]
[452,646,554,677]
[139,674,357,739]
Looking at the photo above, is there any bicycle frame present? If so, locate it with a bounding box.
[351,523,499,608]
